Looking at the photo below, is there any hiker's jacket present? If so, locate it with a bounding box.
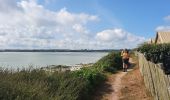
[122,52,129,59]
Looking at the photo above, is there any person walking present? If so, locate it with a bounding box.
[121,49,125,69]
[121,49,130,72]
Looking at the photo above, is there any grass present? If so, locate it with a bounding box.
[119,54,153,100]
[0,51,123,100]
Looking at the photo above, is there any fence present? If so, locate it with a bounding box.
[137,53,170,100]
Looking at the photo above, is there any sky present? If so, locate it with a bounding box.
[0,0,170,49]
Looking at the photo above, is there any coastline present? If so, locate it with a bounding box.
[41,63,94,72]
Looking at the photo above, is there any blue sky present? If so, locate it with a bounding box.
[0,0,170,49]
[40,0,170,37]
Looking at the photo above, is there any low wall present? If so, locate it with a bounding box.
[138,53,170,100]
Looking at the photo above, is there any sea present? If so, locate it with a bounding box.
[0,52,108,69]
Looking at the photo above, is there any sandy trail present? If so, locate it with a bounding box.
[93,58,153,100]
[109,58,134,100]
[93,71,128,100]
[93,58,133,100]
[108,72,127,100]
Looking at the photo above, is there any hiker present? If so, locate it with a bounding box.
[121,49,130,72]
[121,49,125,69]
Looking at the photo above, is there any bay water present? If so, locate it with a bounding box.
[0,52,108,69]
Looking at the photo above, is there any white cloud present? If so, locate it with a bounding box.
[96,28,126,42]
[96,28,145,49]
[156,15,170,32]
[0,0,99,49]
[156,26,170,32]
[0,0,19,12]
[0,0,144,49]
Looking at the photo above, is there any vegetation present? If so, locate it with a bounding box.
[0,51,122,100]
[137,43,170,64]
[0,69,89,100]
[94,51,122,72]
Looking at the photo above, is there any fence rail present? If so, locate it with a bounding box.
[137,53,170,100]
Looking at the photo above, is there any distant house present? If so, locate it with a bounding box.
[155,32,170,44]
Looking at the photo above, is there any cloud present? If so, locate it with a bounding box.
[0,0,99,49]
[0,0,19,12]
[96,29,126,42]
[156,15,170,32]
[0,0,144,49]
[156,26,170,32]
[95,28,146,49]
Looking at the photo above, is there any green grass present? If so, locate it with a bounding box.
[0,51,122,100]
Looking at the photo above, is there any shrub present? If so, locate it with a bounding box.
[93,52,122,72]
[73,67,106,94]
[0,69,89,100]
[73,51,123,96]
[137,43,170,64]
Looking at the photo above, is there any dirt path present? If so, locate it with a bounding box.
[109,72,127,100]
[93,71,129,100]
[93,59,133,100]
[119,58,153,100]
[93,57,153,100]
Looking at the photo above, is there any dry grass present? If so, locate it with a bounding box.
[119,57,153,100]
[93,73,117,100]
[93,53,153,100]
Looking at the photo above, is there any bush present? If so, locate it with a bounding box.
[73,67,106,94]
[137,43,170,64]
[73,51,123,96]
[93,52,122,72]
[0,69,50,100]
[0,69,89,100]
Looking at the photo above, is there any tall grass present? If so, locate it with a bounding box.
[0,51,122,100]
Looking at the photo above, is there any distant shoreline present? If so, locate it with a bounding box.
[0,49,120,52]
[41,63,94,72]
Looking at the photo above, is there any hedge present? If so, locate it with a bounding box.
[137,43,170,64]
